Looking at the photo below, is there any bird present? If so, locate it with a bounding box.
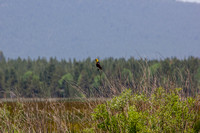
[95,58,102,70]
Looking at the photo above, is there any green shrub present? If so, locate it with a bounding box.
[91,88,200,132]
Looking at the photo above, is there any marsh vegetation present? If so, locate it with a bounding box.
[0,88,199,132]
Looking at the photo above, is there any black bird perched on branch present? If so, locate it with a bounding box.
[95,58,102,70]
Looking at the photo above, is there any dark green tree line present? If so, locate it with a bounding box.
[0,51,199,98]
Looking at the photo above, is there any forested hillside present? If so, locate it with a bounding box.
[0,51,199,98]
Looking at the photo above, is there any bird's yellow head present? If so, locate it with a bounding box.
[95,58,99,63]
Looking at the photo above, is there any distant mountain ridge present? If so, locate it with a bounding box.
[0,0,200,60]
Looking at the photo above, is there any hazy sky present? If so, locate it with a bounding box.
[177,0,200,3]
[0,0,200,60]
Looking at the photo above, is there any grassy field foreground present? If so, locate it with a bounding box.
[0,98,101,132]
[0,88,199,132]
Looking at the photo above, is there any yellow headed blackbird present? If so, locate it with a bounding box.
[95,58,102,70]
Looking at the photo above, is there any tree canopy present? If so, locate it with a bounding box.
[0,51,199,98]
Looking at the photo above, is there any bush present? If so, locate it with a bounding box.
[91,88,200,132]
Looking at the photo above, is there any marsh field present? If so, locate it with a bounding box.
[0,98,105,132]
[0,89,200,133]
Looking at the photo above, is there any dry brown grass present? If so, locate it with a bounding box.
[0,98,105,132]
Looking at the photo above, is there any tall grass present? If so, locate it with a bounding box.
[0,98,102,132]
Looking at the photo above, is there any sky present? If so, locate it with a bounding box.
[0,0,200,60]
[177,0,200,3]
